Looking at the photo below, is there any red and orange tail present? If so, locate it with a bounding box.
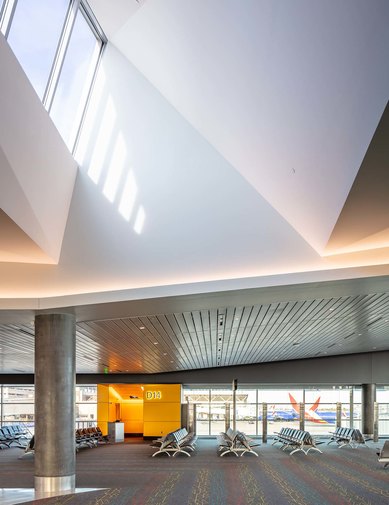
[309,396,321,412]
[288,393,299,413]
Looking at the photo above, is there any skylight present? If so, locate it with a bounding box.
[0,0,106,153]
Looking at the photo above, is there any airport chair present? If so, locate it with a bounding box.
[377,440,389,468]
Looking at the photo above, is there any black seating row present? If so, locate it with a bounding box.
[328,427,367,449]
[217,427,259,457]
[272,427,322,455]
[76,427,108,450]
[24,426,108,455]
[152,428,197,457]
[0,424,29,449]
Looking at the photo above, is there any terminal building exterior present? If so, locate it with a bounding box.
[0,0,389,497]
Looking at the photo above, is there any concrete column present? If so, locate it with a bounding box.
[34,313,76,495]
[336,402,342,428]
[262,403,267,443]
[361,383,376,436]
[225,403,230,431]
[349,388,354,429]
[299,402,305,431]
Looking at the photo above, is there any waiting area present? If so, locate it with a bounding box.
[0,436,388,504]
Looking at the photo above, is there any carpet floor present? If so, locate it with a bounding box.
[0,438,388,504]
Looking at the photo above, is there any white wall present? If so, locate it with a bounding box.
[0,34,77,264]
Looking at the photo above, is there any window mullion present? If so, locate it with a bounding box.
[43,0,80,111]
[71,40,104,154]
[0,0,17,37]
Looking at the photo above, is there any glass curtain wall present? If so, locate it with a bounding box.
[0,384,387,436]
[377,386,389,435]
[183,385,389,437]
[0,0,106,152]
[0,385,98,434]
[2,386,34,437]
[75,385,98,428]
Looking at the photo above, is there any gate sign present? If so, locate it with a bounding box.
[146,390,162,400]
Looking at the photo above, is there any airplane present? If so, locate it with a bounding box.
[288,393,348,424]
[257,404,298,422]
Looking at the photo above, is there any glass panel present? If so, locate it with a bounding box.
[304,387,351,435]
[378,403,389,435]
[196,403,210,435]
[76,403,97,423]
[50,8,101,150]
[2,402,34,422]
[258,389,302,436]
[210,403,225,435]
[183,388,209,403]
[377,386,389,402]
[235,404,257,435]
[76,385,97,402]
[7,0,69,99]
[3,385,34,402]
[353,403,362,431]
[377,386,389,435]
[76,386,97,427]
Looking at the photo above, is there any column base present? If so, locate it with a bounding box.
[35,475,75,495]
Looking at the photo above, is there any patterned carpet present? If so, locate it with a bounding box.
[1,438,388,504]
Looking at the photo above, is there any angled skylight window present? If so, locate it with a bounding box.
[1,0,106,153]
[6,0,69,99]
[49,6,102,151]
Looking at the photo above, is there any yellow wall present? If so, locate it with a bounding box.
[97,384,126,435]
[97,383,181,437]
[97,384,110,436]
[121,400,143,434]
[143,384,181,437]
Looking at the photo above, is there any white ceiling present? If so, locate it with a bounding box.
[112,0,389,253]
[0,0,389,374]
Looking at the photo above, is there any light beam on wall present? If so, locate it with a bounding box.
[87,95,116,184]
[75,69,106,166]
[103,132,127,202]
[118,170,138,221]
[134,205,145,234]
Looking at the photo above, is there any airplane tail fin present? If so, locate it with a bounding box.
[309,396,321,412]
[288,393,299,413]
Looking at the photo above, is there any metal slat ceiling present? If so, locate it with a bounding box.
[0,290,389,374]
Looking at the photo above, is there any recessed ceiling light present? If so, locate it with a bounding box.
[139,326,145,330]
[153,342,158,345]
[163,353,167,356]
[170,360,174,363]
